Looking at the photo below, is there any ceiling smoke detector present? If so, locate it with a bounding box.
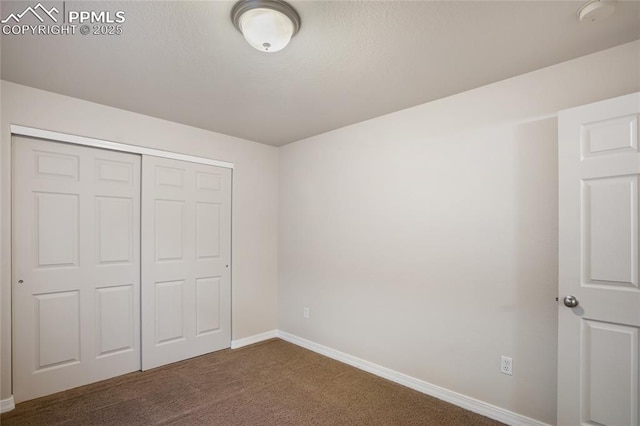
[231,0,301,53]
[577,0,616,22]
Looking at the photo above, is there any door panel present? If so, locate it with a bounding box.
[558,93,640,426]
[35,291,80,369]
[96,284,135,356]
[154,199,185,261]
[196,276,221,335]
[583,321,638,426]
[96,196,134,264]
[155,280,186,344]
[35,192,79,267]
[584,176,637,287]
[196,202,221,258]
[582,114,638,157]
[13,136,141,402]
[141,156,231,370]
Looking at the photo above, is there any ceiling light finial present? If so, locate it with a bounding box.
[577,0,615,22]
[231,0,301,53]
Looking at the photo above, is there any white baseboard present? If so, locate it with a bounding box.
[1,395,15,413]
[276,330,550,426]
[230,329,278,349]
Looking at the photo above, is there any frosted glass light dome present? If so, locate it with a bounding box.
[232,0,301,53]
[239,8,293,52]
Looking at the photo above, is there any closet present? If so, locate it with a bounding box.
[11,134,231,402]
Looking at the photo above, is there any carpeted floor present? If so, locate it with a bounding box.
[1,339,504,425]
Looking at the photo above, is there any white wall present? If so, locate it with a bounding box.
[0,81,279,400]
[278,40,640,425]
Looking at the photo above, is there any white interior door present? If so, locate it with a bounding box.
[141,156,231,370]
[12,136,141,403]
[558,93,640,425]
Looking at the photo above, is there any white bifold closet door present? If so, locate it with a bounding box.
[12,136,141,403]
[141,155,231,370]
[13,136,232,402]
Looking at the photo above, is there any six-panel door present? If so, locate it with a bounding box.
[558,93,640,426]
[12,137,141,402]
[141,156,231,370]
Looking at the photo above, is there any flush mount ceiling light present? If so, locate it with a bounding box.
[577,0,615,22]
[231,0,301,53]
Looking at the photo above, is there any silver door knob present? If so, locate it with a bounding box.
[563,295,579,308]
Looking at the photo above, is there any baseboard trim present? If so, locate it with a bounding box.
[230,329,278,349]
[1,396,15,413]
[276,330,549,426]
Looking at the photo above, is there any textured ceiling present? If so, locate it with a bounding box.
[1,1,639,146]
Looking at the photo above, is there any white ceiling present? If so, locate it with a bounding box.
[2,1,639,146]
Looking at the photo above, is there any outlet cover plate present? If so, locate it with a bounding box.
[501,356,513,375]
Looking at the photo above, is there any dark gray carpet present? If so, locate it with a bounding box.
[1,339,504,425]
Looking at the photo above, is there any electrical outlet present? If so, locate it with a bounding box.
[501,356,513,376]
[303,307,309,319]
